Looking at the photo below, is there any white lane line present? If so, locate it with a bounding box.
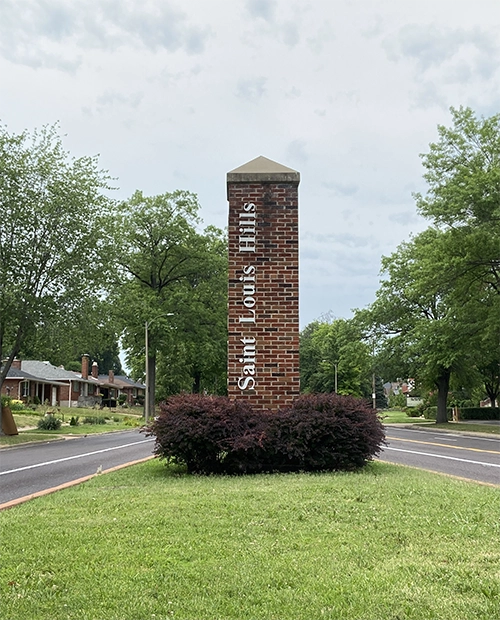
[0,439,155,476]
[383,446,500,468]
[385,426,500,443]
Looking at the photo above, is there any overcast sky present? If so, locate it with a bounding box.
[2,0,499,327]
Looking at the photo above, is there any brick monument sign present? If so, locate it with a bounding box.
[227,156,300,410]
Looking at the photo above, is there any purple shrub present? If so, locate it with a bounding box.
[145,393,385,475]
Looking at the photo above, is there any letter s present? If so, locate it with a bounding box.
[238,376,255,390]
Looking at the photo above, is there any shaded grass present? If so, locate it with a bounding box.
[0,460,499,620]
[0,432,64,446]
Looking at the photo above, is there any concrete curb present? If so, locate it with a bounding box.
[385,423,500,439]
[0,455,155,511]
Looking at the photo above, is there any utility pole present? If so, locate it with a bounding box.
[144,313,174,424]
[372,372,376,410]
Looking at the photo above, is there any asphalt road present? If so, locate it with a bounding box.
[380,426,500,485]
[1,426,498,508]
[0,430,155,505]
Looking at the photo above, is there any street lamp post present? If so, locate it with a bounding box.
[144,313,174,424]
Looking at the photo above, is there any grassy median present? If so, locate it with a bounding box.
[0,407,144,447]
[0,459,499,620]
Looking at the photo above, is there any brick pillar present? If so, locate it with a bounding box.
[227,156,300,411]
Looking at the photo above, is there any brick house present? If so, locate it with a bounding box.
[2,357,145,408]
[2,363,66,403]
[92,363,145,406]
[20,358,101,407]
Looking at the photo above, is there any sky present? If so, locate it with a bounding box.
[2,0,500,328]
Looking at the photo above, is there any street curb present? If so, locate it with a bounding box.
[385,423,500,439]
[0,455,155,511]
[378,460,500,488]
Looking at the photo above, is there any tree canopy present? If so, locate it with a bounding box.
[113,191,227,415]
[358,107,500,421]
[0,123,115,391]
[300,317,372,399]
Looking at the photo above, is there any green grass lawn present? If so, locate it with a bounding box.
[1,408,144,447]
[381,409,426,424]
[1,460,498,620]
[382,409,500,434]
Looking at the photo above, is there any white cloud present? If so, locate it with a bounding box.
[245,0,277,23]
[0,0,210,71]
[1,0,499,326]
[236,76,268,102]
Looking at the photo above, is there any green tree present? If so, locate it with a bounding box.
[374,376,388,409]
[300,318,371,398]
[20,297,123,373]
[114,191,227,417]
[416,106,500,405]
[360,228,488,423]
[0,123,114,422]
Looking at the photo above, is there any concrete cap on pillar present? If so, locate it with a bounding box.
[227,156,300,187]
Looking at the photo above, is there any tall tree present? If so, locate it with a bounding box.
[20,297,122,373]
[415,106,500,299]
[114,191,227,416]
[300,318,371,398]
[0,123,114,399]
[416,106,500,404]
[360,227,490,422]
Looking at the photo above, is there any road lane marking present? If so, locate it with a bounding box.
[383,446,500,468]
[385,436,500,455]
[0,438,155,476]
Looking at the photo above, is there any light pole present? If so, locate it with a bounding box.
[145,313,174,423]
[322,360,338,394]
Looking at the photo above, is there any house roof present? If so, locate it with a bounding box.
[115,375,145,389]
[21,361,99,385]
[97,374,145,390]
[4,366,66,386]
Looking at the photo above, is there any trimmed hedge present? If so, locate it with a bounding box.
[145,393,385,475]
[458,407,500,420]
[423,406,453,421]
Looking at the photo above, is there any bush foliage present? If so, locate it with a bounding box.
[146,393,385,475]
[83,416,106,425]
[459,407,500,420]
[37,415,62,430]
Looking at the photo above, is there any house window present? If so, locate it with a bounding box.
[73,381,80,393]
[21,381,29,398]
[88,384,95,395]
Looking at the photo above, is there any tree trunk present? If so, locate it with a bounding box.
[0,336,23,436]
[435,369,451,423]
[192,369,202,394]
[484,378,499,408]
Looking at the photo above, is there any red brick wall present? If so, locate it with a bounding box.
[1,379,20,398]
[227,171,300,411]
